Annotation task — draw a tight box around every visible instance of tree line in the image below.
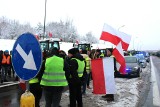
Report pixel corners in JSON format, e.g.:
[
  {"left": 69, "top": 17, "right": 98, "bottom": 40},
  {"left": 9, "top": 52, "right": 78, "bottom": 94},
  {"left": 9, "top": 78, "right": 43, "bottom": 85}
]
[{"left": 0, "top": 17, "right": 98, "bottom": 43}]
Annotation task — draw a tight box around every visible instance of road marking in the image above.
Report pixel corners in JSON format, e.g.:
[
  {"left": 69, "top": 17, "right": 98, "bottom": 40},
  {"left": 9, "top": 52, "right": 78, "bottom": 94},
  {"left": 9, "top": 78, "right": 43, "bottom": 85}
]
[
  {"left": 151, "top": 57, "right": 160, "bottom": 106},
  {"left": 16, "top": 44, "right": 37, "bottom": 70},
  {"left": 0, "top": 82, "right": 19, "bottom": 88}
]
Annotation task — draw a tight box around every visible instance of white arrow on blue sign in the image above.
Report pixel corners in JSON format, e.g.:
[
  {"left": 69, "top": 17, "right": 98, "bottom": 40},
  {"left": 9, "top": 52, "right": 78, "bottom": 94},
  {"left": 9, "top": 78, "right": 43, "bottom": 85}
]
[{"left": 12, "top": 33, "right": 42, "bottom": 81}]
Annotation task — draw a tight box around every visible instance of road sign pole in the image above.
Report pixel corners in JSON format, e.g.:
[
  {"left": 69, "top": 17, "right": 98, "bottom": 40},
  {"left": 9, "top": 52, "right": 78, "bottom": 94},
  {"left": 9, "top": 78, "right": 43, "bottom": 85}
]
[
  {"left": 26, "top": 81, "right": 29, "bottom": 91},
  {"left": 12, "top": 33, "right": 42, "bottom": 107}
]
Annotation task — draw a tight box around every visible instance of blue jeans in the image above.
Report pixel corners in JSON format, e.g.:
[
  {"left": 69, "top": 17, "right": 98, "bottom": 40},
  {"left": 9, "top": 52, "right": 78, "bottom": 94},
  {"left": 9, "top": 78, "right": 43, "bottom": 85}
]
[{"left": 43, "top": 86, "right": 64, "bottom": 107}]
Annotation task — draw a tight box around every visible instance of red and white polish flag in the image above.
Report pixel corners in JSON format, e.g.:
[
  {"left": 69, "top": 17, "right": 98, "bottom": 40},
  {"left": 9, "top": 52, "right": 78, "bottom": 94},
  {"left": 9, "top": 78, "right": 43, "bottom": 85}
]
[
  {"left": 100, "top": 23, "right": 131, "bottom": 50},
  {"left": 113, "top": 42, "right": 126, "bottom": 74},
  {"left": 91, "top": 57, "right": 116, "bottom": 94}
]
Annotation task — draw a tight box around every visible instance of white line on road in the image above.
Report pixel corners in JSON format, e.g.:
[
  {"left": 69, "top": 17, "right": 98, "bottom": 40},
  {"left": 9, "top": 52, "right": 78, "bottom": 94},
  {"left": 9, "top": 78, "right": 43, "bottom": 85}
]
[{"left": 151, "top": 57, "right": 160, "bottom": 106}]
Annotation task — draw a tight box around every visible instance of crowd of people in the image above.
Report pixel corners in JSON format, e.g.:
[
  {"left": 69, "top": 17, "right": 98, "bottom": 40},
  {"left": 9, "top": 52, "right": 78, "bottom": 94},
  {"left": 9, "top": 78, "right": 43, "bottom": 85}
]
[
  {"left": 1, "top": 47, "right": 117, "bottom": 107},
  {"left": 0, "top": 50, "right": 17, "bottom": 83}
]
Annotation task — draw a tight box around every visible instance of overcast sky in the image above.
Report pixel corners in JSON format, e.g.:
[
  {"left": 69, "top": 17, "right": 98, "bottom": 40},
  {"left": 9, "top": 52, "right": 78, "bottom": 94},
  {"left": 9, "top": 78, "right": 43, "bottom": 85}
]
[{"left": 0, "top": 0, "right": 160, "bottom": 50}]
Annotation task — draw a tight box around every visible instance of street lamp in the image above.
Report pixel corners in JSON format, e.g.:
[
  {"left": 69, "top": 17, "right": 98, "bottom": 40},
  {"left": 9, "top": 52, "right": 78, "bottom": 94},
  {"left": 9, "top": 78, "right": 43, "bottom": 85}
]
[
  {"left": 118, "top": 25, "right": 125, "bottom": 31},
  {"left": 43, "top": 0, "right": 47, "bottom": 39},
  {"left": 133, "top": 36, "right": 138, "bottom": 50}
]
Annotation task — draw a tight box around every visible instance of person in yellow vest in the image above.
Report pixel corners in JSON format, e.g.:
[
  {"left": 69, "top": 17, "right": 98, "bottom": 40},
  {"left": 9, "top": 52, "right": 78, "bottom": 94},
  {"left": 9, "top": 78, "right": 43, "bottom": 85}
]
[
  {"left": 67, "top": 48, "right": 85, "bottom": 107},
  {"left": 1, "top": 50, "right": 11, "bottom": 83},
  {"left": 94, "top": 49, "right": 104, "bottom": 59},
  {"left": 40, "top": 47, "right": 70, "bottom": 107},
  {"left": 29, "top": 73, "right": 43, "bottom": 107},
  {"left": 81, "top": 50, "right": 91, "bottom": 95}
]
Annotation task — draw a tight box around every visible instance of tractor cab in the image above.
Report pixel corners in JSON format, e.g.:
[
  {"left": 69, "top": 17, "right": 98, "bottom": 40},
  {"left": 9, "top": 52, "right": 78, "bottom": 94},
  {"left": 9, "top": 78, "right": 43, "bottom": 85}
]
[
  {"left": 39, "top": 38, "right": 60, "bottom": 59},
  {"left": 77, "top": 43, "right": 91, "bottom": 51}
]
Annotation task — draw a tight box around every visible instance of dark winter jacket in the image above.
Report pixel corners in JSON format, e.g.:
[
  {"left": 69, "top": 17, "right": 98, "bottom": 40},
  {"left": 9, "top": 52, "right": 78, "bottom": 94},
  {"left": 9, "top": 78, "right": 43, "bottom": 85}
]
[{"left": 67, "top": 53, "right": 85, "bottom": 85}]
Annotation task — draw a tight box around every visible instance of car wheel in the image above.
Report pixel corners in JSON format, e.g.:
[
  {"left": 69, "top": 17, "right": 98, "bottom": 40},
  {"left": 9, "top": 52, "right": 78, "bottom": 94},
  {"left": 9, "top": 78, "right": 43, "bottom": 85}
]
[{"left": 137, "top": 71, "right": 140, "bottom": 77}]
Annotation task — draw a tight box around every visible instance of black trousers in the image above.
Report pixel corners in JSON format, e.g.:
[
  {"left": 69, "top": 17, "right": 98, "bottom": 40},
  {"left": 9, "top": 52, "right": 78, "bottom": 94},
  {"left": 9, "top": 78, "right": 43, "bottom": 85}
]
[
  {"left": 29, "top": 83, "right": 42, "bottom": 107},
  {"left": 69, "top": 83, "right": 83, "bottom": 107}
]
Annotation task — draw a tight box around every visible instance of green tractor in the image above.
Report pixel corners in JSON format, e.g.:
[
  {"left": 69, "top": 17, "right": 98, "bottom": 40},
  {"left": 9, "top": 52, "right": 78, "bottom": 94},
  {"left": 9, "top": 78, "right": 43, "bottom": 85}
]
[
  {"left": 39, "top": 38, "right": 60, "bottom": 59},
  {"left": 78, "top": 43, "right": 91, "bottom": 51}
]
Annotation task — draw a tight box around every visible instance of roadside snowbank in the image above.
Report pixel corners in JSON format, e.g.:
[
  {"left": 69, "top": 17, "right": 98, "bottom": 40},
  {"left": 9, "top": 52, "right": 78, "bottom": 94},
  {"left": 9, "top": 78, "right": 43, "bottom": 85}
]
[
  {"left": 40, "top": 65, "right": 150, "bottom": 107},
  {"left": 61, "top": 65, "right": 150, "bottom": 107}
]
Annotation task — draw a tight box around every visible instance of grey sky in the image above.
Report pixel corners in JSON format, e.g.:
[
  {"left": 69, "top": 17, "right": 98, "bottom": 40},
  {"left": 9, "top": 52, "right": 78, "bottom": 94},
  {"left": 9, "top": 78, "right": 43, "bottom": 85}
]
[{"left": 0, "top": 0, "right": 160, "bottom": 50}]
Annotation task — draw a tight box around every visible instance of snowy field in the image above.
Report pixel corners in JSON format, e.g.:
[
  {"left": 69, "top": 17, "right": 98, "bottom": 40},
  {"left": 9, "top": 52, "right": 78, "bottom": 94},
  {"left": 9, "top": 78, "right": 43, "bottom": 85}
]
[
  {"left": 40, "top": 64, "right": 151, "bottom": 107},
  {"left": 0, "top": 39, "right": 15, "bottom": 51}
]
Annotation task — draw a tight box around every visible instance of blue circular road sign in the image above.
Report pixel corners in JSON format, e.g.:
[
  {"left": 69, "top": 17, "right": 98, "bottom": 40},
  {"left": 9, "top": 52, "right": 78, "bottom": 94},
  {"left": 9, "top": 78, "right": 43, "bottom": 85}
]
[{"left": 12, "top": 33, "right": 42, "bottom": 81}]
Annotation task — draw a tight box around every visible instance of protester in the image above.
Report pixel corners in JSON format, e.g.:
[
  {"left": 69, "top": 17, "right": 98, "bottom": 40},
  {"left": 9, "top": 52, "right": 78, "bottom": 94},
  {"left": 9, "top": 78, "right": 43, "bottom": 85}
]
[
  {"left": 67, "top": 48, "right": 85, "bottom": 107},
  {"left": 59, "top": 50, "right": 67, "bottom": 59},
  {"left": 93, "top": 49, "right": 104, "bottom": 59},
  {"left": 101, "top": 48, "right": 118, "bottom": 101},
  {"left": 40, "top": 47, "right": 70, "bottom": 107},
  {"left": 86, "top": 50, "right": 92, "bottom": 89},
  {"left": 81, "top": 50, "right": 91, "bottom": 94},
  {"left": 29, "top": 72, "right": 43, "bottom": 107},
  {"left": 1, "top": 50, "right": 11, "bottom": 83},
  {"left": 0, "top": 50, "right": 3, "bottom": 76}
]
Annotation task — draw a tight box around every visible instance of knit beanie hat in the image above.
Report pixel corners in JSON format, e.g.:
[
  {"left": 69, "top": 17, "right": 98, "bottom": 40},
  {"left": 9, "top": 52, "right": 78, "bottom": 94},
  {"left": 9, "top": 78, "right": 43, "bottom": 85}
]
[{"left": 68, "top": 48, "right": 77, "bottom": 55}]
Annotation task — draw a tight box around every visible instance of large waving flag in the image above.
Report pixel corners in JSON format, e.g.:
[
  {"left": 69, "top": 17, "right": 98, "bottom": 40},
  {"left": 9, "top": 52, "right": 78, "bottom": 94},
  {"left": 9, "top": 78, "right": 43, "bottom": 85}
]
[
  {"left": 91, "top": 57, "right": 116, "bottom": 94},
  {"left": 100, "top": 23, "right": 131, "bottom": 50},
  {"left": 112, "top": 42, "right": 126, "bottom": 74}
]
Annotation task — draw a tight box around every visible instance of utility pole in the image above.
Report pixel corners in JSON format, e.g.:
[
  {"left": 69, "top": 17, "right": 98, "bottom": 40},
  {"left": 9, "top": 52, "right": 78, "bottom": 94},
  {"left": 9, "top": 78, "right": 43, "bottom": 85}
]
[
  {"left": 118, "top": 25, "right": 125, "bottom": 31},
  {"left": 43, "top": 0, "right": 47, "bottom": 39}
]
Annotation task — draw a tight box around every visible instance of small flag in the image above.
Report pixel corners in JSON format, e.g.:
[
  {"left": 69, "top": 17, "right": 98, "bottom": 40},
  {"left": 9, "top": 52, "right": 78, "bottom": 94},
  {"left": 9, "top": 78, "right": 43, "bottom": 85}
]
[{"left": 48, "top": 32, "right": 53, "bottom": 38}]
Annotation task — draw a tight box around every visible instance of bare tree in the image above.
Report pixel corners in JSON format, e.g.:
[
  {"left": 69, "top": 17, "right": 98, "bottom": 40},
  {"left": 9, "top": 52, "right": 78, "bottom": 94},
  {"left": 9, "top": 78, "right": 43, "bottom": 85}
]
[{"left": 85, "top": 32, "right": 98, "bottom": 43}]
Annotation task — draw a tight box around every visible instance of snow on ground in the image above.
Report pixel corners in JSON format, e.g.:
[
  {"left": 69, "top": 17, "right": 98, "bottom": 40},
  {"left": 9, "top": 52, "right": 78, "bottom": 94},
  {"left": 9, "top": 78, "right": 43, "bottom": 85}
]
[
  {"left": 40, "top": 64, "right": 151, "bottom": 107},
  {"left": 59, "top": 78, "right": 141, "bottom": 107},
  {"left": 0, "top": 39, "right": 15, "bottom": 51}
]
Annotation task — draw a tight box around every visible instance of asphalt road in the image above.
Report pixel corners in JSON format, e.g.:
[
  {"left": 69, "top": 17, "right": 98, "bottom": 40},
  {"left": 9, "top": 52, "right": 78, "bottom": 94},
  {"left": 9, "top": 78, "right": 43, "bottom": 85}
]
[
  {"left": 142, "top": 56, "right": 160, "bottom": 107},
  {"left": 0, "top": 82, "right": 19, "bottom": 107}
]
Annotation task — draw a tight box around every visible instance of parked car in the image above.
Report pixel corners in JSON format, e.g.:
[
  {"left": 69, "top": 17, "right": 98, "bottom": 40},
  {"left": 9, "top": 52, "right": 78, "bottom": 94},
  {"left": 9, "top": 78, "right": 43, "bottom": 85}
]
[
  {"left": 115, "top": 56, "right": 142, "bottom": 78},
  {"left": 125, "top": 56, "right": 142, "bottom": 77},
  {"left": 134, "top": 54, "right": 147, "bottom": 68}
]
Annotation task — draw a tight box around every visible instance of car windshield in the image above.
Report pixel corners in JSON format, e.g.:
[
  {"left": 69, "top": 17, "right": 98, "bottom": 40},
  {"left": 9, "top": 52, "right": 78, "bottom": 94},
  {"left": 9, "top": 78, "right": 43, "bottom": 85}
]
[
  {"left": 125, "top": 57, "right": 137, "bottom": 63},
  {"left": 136, "top": 54, "right": 145, "bottom": 60}
]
